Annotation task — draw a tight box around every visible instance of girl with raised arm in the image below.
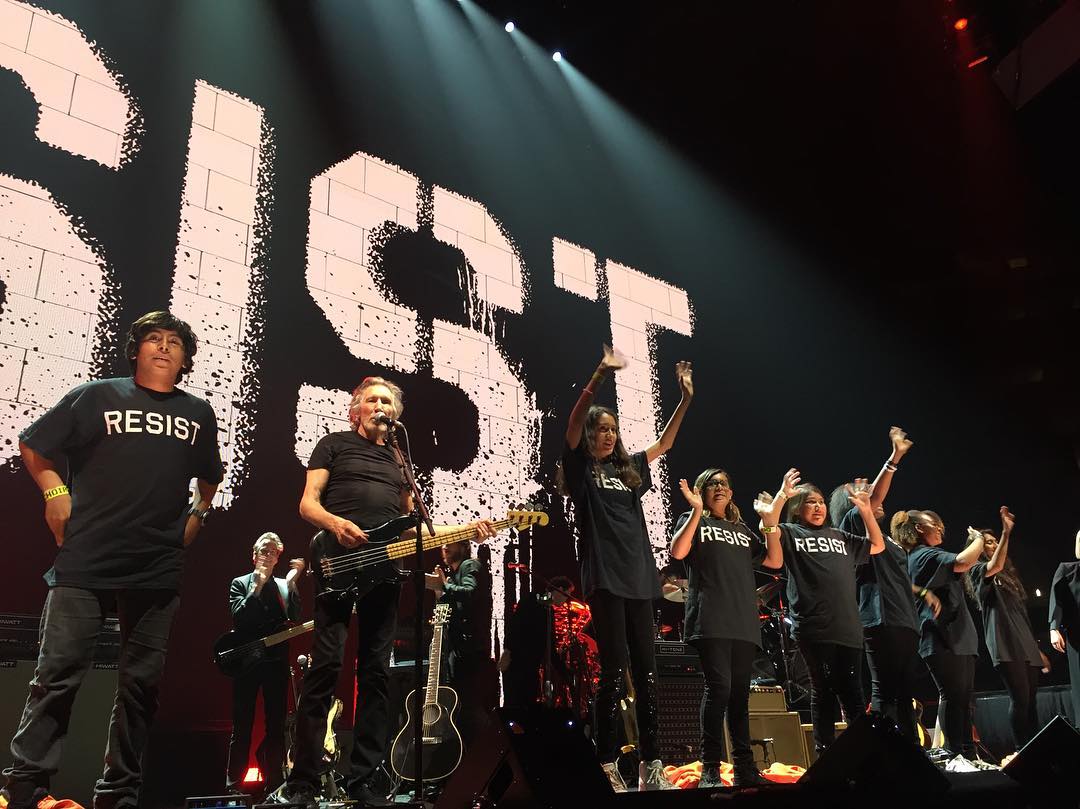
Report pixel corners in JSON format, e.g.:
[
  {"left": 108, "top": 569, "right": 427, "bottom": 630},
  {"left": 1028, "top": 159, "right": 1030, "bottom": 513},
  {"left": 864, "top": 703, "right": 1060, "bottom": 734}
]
[
  {"left": 756, "top": 471, "right": 885, "bottom": 754},
  {"left": 670, "top": 469, "right": 782, "bottom": 788},
  {"left": 894, "top": 509, "right": 985, "bottom": 762},
  {"left": 558, "top": 345, "right": 691, "bottom": 792},
  {"left": 828, "top": 427, "right": 939, "bottom": 743},
  {"left": 966, "top": 510, "right": 1048, "bottom": 755},
  {"left": 1048, "top": 530, "right": 1080, "bottom": 722}
]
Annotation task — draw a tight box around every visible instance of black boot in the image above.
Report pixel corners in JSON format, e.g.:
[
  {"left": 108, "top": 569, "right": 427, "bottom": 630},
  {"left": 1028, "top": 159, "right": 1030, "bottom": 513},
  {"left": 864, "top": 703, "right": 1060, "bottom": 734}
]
[
  {"left": 732, "top": 762, "right": 769, "bottom": 788},
  {"left": 593, "top": 667, "right": 627, "bottom": 762}
]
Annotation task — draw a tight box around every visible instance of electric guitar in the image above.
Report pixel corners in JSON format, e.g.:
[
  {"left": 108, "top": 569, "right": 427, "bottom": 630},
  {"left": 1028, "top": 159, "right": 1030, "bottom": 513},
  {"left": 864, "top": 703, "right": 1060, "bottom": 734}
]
[
  {"left": 389, "top": 603, "right": 462, "bottom": 782},
  {"left": 309, "top": 509, "right": 548, "bottom": 600},
  {"left": 212, "top": 621, "right": 315, "bottom": 678}
]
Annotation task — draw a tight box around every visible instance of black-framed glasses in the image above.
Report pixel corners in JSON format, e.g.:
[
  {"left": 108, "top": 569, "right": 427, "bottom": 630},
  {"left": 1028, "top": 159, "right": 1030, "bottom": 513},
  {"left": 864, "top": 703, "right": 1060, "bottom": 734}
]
[{"left": 704, "top": 479, "right": 731, "bottom": 491}]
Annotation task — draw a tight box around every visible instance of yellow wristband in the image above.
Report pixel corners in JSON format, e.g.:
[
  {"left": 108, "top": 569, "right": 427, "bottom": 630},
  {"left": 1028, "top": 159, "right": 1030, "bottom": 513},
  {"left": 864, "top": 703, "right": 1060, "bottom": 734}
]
[{"left": 43, "top": 485, "right": 69, "bottom": 501}]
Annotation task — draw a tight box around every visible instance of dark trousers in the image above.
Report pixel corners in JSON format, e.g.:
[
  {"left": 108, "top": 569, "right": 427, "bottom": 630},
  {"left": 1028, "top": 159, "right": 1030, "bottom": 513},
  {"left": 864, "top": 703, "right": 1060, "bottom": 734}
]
[
  {"left": 1067, "top": 638, "right": 1080, "bottom": 725},
  {"left": 225, "top": 661, "right": 289, "bottom": 792},
  {"left": 289, "top": 581, "right": 399, "bottom": 796},
  {"left": 797, "top": 640, "right": 865, "bottom": 751},
  {"left": 924, "top": 651, "right": 976, "bottom": 757},
  {"left": 863, "top": 626, "right": 920, "bottom": 743},
  {"left": 446, "top": 649, "right": 496, "bottom": 749},
  {"left": 693, "top": 638, "right": 756, "bottom": 767},
  {"left": 3, "top": 586, "right": 179, "bottom": 809},
  {"left": 589, "top": 589, "right": 661, "bottom": 762},
  {"left": 995, "top": 661, "right": 1040, "bottom": 750}
]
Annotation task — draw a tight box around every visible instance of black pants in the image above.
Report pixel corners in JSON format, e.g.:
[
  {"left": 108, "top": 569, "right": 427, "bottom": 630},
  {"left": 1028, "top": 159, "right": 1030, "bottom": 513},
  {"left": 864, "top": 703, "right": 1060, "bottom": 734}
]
[
  {"left": 863, "top": 626, "right": 920, "bottom": 743},
  {"left": 924, "top": 651, "right": 976, "bottom": 757},
  {"left": 226, "top": 660, "right": 289, "bottom": 792},
  {"left": 589, "top": 589, "right": 661, "bottom": 762},
  {"left": 693, "top": 638, "right": 756, "bottom": 767},
  {"left": 995, "top": 661, "right": 1040, "bottom": 750},
  {"left": 289, "top": 581, "right": 399, "bottom": 796},
  {"left": 1067, "top": 638, "right": 1080, "bottom": 725},
  {"left": 797, "top": 640, "right": 865, "bottom": 751},
  {"left": 446, "top": 649, "right": 496, "bottom": 749},
  {"left": 2, "top": 587, "right": 179, "bottom": 809}
]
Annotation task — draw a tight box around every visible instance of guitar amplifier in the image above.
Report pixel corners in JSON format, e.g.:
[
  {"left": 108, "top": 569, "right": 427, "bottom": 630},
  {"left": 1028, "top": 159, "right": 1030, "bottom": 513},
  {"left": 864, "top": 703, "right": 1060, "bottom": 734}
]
[
  {"left": 748, "top": 684, "right": 787, "bottom": 713},
  {"left": 656, "top": 672, "right": 703, "bottom": 766},
  {"left": 653, "top": 640, "right": 700, "bottom": 676},
  {"left": 0, "top": 612, "right": 120, "bottom": 663}
]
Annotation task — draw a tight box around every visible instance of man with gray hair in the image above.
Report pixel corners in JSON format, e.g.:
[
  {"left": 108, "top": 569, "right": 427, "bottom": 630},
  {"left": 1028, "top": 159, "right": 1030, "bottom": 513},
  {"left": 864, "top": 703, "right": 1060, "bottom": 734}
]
[{"left": 225, "top": 532, "right": 305, "bottom": 797}]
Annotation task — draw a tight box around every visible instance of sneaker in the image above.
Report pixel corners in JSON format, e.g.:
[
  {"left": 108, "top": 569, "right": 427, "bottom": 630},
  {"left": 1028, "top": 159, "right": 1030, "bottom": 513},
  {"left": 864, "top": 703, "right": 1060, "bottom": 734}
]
[
  {"left": 944, "top": 755, "right": 980, "bottom": 773},
  {"left": 350, "top": 781, "right": 393, "bottom": 807},
  {"left": 602, "top": 762, "right": 628, "bottom": 793},
  {"left": 733, "top": 767, "right": 769, "bottom": 788},
  {"left": 638, "top": 759, "right": 677, "bottom": 791},
  {"left": 275, "top": 781, "right": 317, "bottom": 808},
  {"left": 969, "top": 757, "right": 1000, "bottom": 771},
  {"left": 698, "top": 763, "right": 724, "bottom": 789}
]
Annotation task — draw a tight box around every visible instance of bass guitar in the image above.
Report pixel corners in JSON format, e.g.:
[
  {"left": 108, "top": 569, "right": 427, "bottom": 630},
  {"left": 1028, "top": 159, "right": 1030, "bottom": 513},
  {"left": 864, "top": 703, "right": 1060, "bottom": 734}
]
[
  {"left": 212, "top": 621, "right": 315, "bottom": 678},
  {"left": 310, "top": 509, "right": 548, "bottom": 600},
  {"left": 389, "top": 603, "right": 461, "bottom": 782}
]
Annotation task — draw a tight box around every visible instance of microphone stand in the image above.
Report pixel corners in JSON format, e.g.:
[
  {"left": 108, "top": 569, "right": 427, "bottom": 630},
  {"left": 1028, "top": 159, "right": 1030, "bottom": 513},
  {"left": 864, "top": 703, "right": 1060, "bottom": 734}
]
[{"left": 387, "top": 422, "right": 436, "bottom": 807}]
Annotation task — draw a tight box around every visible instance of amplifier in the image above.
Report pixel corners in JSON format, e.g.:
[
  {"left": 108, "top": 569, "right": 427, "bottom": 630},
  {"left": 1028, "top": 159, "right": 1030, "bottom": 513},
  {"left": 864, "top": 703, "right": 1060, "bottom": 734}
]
[
  {"left": 654, "top": 641, "right": 700, "bottom": 676},
  {"left": 656, "top": 672, "right": 703, "bottom": 765},
  {"left": 723, "top": 712, "right": 809, "bottom": 769},
  {"left": 0, "top": 613, "right": 120, "bottom": 663},
  {"left": 802, "top": 722, "right": 847, "bottom": 764},
  {"left": 748, "top": 685, "right": 787, "bottom": 713}
]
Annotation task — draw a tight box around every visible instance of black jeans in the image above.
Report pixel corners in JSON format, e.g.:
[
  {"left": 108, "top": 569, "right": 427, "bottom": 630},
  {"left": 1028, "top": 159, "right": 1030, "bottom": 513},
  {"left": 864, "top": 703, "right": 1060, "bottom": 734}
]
[
  {"left": 3, "top": 586, "right": 179, "bottom": 809},
  {"left": 693, "top": 638, "right": 756, "bottom": 767},
  {"left": 289, "top": 581, "right": 399, "bottom": 796},
  {"left": 995, "top": 661, "right": 1040, "bottom": 750},
  {"left": 446, "top": 649, "right": 496, "bottom": 749},
  {"left": 589, "top": 589, "right": 661, "bottom": 762},
  {"left": 863, "top": 626, "right": 920, "bottom": 743},
  {"left": 225, "top": 660, "right": 289, "bottom": 792},
  {"left": 797, "top": 640, "right": 865, "bottom": 751},
  {"left": 924, "top": 651, "right": 976, "bottom": 757}
]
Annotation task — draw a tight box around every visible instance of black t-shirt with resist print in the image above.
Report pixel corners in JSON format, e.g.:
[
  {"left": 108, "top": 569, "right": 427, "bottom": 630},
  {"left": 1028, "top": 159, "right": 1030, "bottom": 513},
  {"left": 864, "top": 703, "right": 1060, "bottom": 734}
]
[
  {"left": 778, "top": 522, "right": 871, "bottom": 648},
  {"left": 675, "top": 511, "right": 766, "bottom": 646},
  {"left": 561, "top": 442, "right": 659, "bottom": 600}
]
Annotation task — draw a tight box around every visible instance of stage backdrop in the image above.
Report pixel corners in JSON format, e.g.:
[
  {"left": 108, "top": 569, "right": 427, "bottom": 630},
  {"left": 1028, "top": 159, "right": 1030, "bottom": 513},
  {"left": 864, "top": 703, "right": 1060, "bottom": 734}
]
[{"left": 1, "top": 0, "right": 1071, "bottom": 739}]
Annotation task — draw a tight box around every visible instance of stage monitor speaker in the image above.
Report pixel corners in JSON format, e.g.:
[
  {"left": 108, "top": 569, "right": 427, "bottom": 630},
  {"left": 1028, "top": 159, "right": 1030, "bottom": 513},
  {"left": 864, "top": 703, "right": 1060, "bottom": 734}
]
[
  {"left": 1003, "top": 714, "right": 1080, "bottom": 795},
  {"left": 434, "top": 707, "right": 610, "bottom": 809},
  {"left": 800, "top": 714, "right": 949, "bottom": 796}
]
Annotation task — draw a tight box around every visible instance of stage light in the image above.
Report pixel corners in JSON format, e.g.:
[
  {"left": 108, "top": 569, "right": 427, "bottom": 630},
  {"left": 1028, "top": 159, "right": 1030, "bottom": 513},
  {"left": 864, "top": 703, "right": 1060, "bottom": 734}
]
[
  {"left": 504, "top": 21, "right": 515, "bottom": 32},
  {"left": 954, "top": 17, "right": 968, "bottom": 31},
  {"left": 967, "top": 55, "right": 988, "bottom": 68},
  {"left": 242, "top": 766, "right": 263, "bottom": 783},
  {"left": 1036, "top": 588, "right": 1042, "bottom": 597},
  {"left": 552, "top": 51, "right": 562, "bottom": 62}
]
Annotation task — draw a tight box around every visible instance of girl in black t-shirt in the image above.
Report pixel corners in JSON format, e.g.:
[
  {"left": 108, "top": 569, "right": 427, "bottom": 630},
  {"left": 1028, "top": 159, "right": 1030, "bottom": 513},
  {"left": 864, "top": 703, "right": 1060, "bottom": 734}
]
[
  {"left": 670, "top": 468, "right": 782, "bottom": 788},
  {"left": 964, "top": 510, "right": 1048, "bottom": 755},
  {"left": 894, "top": 510, "right": 984, "bottom": 760},
  {"left": 558, "top": 345, "right": 692, "bottom": 793},
  {"left": 756, "top": 470, "right": 885, "bottom": 753}
]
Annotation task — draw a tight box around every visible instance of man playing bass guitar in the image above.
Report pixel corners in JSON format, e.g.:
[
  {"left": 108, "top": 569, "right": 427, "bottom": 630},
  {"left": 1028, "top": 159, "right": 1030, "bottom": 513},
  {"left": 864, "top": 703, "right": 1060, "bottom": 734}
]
[
  {"left": 280, "top": 376, "right": 496, "bottom": 809},
  {"left": 225, "top": 532, "right": 304, "bottom": 797}
]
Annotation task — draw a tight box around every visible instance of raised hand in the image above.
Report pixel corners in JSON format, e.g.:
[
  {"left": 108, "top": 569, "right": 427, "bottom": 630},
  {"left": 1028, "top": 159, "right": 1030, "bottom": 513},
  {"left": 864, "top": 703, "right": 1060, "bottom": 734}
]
[
  {"left": 1000, "top": 506, "right": 1015, "bottom": 535},
  {"left": 966, "top": 526, "right": 983, "bottom": 545},
  {"left": 889, "top": 426, "right": 913, "bottom": 457},
  {"left": 781, "top": 468, "right": 801, "bottom": 499},
  {"left": 286, "top": 558, "right": 306, "bottom": 587},
  {"left": 753, "top": 491, "right": 775, "bottom": 517},
  {"left": 845, "top": 480, "right": 872, "bottom": 512},
  {"left": 675, "top": 361, "right": 693, "bottom": 398},
  {"left": 679, "top": 478, "right": 703, "bottom": 511},
  {"left": 599, "top": 344, "right": 629, "bottom": 373}
]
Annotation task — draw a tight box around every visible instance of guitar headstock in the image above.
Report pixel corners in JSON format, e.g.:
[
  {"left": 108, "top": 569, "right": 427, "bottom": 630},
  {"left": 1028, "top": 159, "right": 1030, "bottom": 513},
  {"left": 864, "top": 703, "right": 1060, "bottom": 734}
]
[
  {"left": 432, "top": 602, "right": 452, "bottom": 626},
  {"left": 507, "top": 509, "right": 549, "bottom": 530}
]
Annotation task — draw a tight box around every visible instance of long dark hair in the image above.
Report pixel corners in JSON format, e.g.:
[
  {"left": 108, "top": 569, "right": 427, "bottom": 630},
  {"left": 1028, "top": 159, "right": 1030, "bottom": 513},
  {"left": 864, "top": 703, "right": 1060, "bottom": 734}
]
[
  {"left": 557, "top": 405, "right": 641, "bottom": 493},
  {"left": 692, "top": 467, "right": 743, "bottom": 524},
  {"left": 965, "top": 529, "right": 1027, "bottom": 601}
]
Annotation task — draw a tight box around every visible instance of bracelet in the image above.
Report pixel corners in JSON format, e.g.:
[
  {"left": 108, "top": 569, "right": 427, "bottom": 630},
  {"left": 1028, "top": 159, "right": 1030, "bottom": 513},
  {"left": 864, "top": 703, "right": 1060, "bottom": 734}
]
[
  {"left": 762, "top": 525, "right": 779, "bottom": 534},
  {"left": 43, "top": 485, "right": 69, "bottom": 501},
  {"left": 776, "top": 492, "right": 788, "bottom": 500},
  {"left": 188, "top": 504, "right": 210, "bottom": 523},
  {"left": 918, "top": 587, "right": 928, "bottom": 599},
  {"left": 884, "top": 461, "right": 898, "bottom": 472}
]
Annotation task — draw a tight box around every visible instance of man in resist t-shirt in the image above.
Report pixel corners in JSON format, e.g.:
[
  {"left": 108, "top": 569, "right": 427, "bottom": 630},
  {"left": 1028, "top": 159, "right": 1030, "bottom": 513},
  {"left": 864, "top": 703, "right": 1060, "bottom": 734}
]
[{"left": 2, "top": 311, "right": 223, "bottom": 809}]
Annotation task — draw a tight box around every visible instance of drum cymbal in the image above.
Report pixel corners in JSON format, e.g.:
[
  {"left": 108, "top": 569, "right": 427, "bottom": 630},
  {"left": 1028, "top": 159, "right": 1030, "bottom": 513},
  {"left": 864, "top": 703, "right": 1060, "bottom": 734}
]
[{"left": 662, "top": 579, "right": 688, "bottom": 603}]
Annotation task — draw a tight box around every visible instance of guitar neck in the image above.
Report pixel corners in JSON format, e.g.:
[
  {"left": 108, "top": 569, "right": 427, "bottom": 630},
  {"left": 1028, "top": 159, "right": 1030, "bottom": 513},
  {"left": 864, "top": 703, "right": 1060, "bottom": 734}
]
[
  {"left": 264, "top": 620, "right": 315, "bottom": 648},
  {"left": 385, "top": 517, "right": 517, "bottom": 563},
  {"left": 425, "top": 623, "right": 445, "bottom": 706}
]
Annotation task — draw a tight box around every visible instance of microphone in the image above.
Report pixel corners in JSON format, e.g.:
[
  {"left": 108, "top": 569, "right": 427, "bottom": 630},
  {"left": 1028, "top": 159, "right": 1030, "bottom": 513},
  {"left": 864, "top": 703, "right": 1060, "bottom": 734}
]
[{"left": 372, "top": 412, "right": 402, "bottom": 428}]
